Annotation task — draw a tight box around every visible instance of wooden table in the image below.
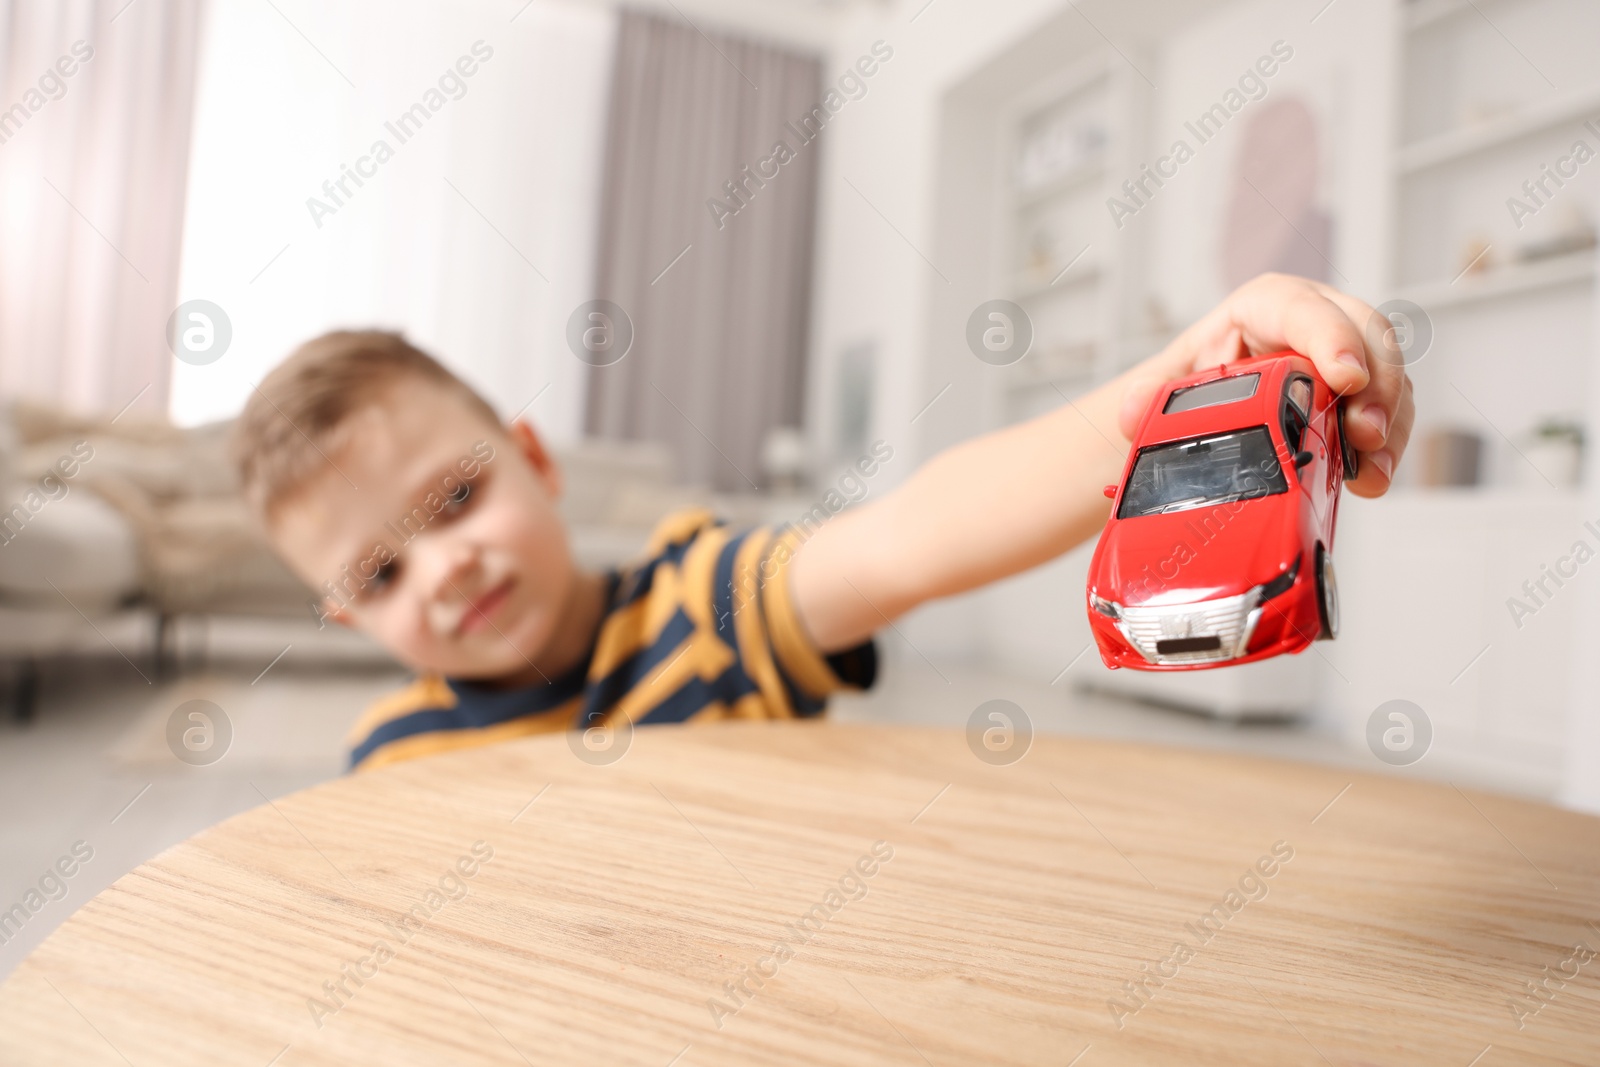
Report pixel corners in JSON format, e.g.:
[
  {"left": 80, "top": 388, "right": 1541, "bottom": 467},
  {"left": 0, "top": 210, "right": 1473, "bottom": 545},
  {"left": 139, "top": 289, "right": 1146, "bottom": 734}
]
[{"left": 3, "top": 723, "right": 1598, "bottom": 1065}]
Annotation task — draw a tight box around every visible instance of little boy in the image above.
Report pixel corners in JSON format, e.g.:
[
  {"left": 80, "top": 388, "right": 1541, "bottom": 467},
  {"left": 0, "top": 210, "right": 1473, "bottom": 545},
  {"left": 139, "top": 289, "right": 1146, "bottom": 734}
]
[{"left": 234, "top": 273, "right": 1411, "bottom": 771}]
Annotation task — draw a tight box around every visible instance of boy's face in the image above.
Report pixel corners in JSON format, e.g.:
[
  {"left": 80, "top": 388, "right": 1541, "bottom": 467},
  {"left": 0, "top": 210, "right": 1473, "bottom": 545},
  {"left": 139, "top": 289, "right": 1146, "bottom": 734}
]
[{"left": 270, "top": 381, "right": 578, "bottom": 681}]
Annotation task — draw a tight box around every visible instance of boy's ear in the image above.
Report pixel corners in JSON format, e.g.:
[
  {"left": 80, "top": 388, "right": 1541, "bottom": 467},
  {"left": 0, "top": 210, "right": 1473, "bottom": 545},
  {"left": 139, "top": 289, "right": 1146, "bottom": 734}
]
[{"left": 508, "top": 419, "right": 563, "bottom": 500}]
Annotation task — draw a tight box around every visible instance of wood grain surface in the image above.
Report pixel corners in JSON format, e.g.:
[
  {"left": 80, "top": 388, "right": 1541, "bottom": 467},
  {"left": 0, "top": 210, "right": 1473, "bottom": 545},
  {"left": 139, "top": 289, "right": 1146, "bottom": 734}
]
[{"left": 2, "top": 722, "right": 1598, "bottom": 1065}]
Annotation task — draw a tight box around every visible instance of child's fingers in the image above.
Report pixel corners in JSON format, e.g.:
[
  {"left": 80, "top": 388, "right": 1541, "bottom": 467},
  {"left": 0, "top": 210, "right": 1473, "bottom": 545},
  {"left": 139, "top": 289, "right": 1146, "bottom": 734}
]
[
  {"left": 1231, "top": 275, "right": 1373, "bottom": 398},
  {"left": 1223, "top": 276, "right": 1413, "bottom": 475},
  {"left": 1347, "top": 374, "right": 1415, "bottom": 498},
  {"left": 1189, "top": 325, "right": 1248, "bottom": 371},
  {"left": 1117, "top": 274, "right": 1413, "bottom": 489},
  {"left": 1313, "top": 287, "right": 1410, "bottom": 456}
]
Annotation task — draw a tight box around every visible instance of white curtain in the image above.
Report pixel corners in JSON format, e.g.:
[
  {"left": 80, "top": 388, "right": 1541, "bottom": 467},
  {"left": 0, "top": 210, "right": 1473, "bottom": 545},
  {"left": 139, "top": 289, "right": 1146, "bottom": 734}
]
[
  {"left": 0, "top": 0, "right": 202, "bottom": 418},
  {"left": 168, "top": 0, "right": 616, "bottom": 441}
]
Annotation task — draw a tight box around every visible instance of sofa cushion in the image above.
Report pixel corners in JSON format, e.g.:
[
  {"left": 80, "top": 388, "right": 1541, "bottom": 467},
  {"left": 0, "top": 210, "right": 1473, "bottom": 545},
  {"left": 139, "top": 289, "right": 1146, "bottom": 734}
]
[{"left": 0, "top": 485, "right": 141, "bottom": 610}]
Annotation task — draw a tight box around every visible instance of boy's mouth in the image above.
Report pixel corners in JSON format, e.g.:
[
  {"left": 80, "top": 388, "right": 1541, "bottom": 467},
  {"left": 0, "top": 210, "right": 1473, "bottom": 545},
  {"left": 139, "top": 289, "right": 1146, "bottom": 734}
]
[{"left": 457, "top": 577, "right": 515, "bottom": 637}]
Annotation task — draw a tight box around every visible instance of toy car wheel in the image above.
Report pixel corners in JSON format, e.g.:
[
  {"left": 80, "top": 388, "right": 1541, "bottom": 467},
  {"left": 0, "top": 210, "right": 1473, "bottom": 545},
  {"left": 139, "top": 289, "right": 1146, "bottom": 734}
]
[
  {"left": 1315, "top": 543, "right": 1338, "bottom": 640},
  {"left": 1337, "top": 400, "right": 1359, "bottom": 481}
]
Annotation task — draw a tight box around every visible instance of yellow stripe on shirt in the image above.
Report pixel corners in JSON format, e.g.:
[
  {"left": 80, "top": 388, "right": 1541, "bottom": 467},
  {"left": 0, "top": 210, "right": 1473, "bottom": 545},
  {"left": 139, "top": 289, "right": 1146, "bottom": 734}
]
[
  {"left": 729, "top": 526, "right": 800, "bottom": 719},
  {"left": 761, "top": 526, "right": 850, "bottom": 700},
  {"left": 589, "top": 531, "right": 706, "bottom": 680},
  {"left": 643, "top": 506, "right": 716, "bottom": 556},
  {"left": 344, "top": 674, "right": 458, "bottom": 749},
  {"left": 354, "top": 693, "right": 580, "bottom": 772}
]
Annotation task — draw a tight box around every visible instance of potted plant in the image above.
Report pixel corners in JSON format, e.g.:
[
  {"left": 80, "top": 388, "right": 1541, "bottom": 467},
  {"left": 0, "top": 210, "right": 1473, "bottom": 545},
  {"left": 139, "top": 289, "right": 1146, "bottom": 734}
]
[{"left": 1524, "top": 417, "right": 1584, "bottom": 489}]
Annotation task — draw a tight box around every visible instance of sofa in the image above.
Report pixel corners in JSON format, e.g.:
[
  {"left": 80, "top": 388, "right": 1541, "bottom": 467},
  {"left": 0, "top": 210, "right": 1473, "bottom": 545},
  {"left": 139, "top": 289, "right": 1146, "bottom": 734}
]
[{"left": 0, "top": 399, "right": 754, "bottom": 717}]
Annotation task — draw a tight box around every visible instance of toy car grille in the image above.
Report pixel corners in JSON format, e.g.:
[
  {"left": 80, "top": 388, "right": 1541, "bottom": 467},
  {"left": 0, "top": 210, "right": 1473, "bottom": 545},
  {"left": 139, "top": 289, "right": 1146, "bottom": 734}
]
[{"left": 1116, "top": 591, "right": 1262, "bottom": 665}]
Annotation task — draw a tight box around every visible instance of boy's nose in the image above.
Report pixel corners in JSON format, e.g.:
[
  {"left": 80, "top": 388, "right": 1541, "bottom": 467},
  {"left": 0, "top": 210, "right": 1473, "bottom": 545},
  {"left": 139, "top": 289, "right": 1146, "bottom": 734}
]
[{"left": 415, "top": 539, "right": 481, "bottom": 607}]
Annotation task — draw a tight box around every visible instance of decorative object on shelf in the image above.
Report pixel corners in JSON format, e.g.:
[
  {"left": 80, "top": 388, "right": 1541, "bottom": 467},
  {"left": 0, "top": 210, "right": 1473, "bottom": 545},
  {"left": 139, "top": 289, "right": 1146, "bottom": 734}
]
[
  {"left": 1457, "top": 236, "right": 1494, "bottom": 276},
  {"left": 1015, "top": 341, "right": 1097, "bottom": 386},
  {"left": 1421, "top": 427, "right": 1483, "bottom": 487},
  {"left": 759, "top": 427, "right": 809, "bottom": 492},
  {"left": 1015, "top": 113, "right": 1106, "bottom": 193},
  {"left": 1025, "top": 223, "right": 1057, "bottom": 278},
  {"left": 1519, "top": 418, "right": 1583, "bottom": 490},
  {"left": 1516, "top": 206, "right": 1597, "bottom": 264},
  {"left": 1457, "top": 99, "right": 1515, "bottom": 130}
]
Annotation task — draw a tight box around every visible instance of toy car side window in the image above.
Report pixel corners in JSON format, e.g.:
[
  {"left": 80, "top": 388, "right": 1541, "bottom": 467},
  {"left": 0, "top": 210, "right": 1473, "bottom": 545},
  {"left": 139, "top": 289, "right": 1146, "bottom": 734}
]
[
  {"left": 1287, "top": 377, "right": 1312, "bottom": 416},
  {"left": 1282, "top": 376, "right": 1311, "bottom": 452}
]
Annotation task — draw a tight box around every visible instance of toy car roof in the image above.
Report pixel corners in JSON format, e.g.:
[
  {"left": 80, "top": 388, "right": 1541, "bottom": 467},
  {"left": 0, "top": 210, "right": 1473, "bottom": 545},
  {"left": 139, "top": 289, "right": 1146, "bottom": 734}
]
[{"left": 1139, "top": 352, "right": 1312, "bottom": 449}]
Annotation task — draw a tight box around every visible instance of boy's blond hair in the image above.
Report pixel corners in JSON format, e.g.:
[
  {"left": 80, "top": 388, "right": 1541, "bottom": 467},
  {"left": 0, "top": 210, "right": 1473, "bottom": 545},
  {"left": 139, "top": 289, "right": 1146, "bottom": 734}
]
[{"left": 233, "top": 330, "right": 501, "bottom": 522}]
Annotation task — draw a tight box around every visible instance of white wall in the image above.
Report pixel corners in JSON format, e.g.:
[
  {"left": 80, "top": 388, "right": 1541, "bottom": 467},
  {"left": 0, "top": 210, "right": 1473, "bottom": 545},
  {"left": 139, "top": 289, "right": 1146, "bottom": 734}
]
[
  {"left": 809, "top": 0, "right": 1072, "bottom": 483},
  {"left": 170, "top": 0, "right": 616, "bottom": 443},
  {"left": 1564, "top": 200, "right": 1600, "bottom": 814}
]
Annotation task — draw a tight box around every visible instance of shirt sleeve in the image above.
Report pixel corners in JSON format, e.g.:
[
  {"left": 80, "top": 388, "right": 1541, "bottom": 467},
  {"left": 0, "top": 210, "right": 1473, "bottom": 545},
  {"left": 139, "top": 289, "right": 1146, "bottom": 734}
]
[{"left": 745, "top": 522, "right": 878, "bottom": 716}]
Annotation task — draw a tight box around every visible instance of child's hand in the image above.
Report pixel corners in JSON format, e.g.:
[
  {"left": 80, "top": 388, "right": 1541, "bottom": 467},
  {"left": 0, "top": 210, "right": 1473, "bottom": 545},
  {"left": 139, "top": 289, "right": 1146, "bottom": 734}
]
[{"left": 1118, "top": 273, "right": 1413, "bottom": 498}]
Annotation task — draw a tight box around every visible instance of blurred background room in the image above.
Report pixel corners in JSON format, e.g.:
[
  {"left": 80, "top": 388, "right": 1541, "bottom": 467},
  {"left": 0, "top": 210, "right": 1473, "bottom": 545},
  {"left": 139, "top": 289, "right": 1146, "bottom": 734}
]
[{"left": 3, "top": 0, "right": 1599, "bottom": 975}]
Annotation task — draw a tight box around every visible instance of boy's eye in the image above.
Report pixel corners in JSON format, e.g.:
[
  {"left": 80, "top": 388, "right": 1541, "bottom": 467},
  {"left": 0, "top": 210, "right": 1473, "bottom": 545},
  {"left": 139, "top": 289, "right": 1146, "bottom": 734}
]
[
  {"left": 440, "top": 479, "right": 475, "bottom": 517},
  {"left": 368, "top": 558, "right": 401, "bottom": 594}
]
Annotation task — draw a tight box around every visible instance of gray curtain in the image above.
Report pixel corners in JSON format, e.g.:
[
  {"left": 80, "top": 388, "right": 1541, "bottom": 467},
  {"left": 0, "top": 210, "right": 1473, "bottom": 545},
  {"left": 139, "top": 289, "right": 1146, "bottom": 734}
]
[{"left": 586, "top": 10, "right": 822, "bottom": 491}]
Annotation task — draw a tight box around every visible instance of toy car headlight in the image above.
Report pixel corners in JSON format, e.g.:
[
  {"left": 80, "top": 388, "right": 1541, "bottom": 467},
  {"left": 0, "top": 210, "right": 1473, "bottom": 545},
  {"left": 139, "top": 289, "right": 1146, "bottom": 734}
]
[
  {"left": 1089, "top": 591, "right": 1121, "bottom": 619},
  {"left": 1255, "top": 554, "right": 1301, "bottom": 605}
]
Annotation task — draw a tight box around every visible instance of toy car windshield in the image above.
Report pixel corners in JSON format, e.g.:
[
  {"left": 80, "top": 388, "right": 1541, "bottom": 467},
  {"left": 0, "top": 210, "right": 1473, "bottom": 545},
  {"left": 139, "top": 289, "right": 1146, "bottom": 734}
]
[{"left": 1117, "top": 426, "right": 1288, "bottom": 519}]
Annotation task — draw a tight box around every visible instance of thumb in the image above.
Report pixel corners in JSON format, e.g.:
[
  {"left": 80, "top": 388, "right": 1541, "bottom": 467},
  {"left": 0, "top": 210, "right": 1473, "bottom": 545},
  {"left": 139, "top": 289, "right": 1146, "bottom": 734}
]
[
  {"left": 1195, "top": 325, "right": 1248, "bottom": 369},
  {"left": 1118, "top": 377, "right": 1163, "bottom": 441}
]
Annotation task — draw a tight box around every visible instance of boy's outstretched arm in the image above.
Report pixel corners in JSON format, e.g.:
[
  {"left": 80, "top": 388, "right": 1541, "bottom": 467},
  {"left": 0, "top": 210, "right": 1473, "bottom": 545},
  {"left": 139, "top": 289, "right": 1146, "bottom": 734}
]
[{"left": 789, "top": 274, "right": 1415, "bottom": 653}]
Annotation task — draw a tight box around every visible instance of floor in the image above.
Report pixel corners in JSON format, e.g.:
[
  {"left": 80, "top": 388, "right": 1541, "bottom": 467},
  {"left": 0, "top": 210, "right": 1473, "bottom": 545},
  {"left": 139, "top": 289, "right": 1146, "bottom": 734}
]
[{"left": 0, "top": 632, "right": 1529, "bottom": 985}]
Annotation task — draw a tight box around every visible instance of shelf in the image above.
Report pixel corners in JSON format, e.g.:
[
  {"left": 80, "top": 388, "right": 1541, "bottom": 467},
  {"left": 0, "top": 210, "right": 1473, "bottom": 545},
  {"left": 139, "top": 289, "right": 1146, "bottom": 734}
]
[
  {"left": 1403, "top": 0, "right": 1474, "bottom": 32},
  {"left": 1007, "top": 58, "right": 1110, "bottom": 120},
  {"left": 1117, "top": 331, "right": 1178, "bottom": 365},
  {"left": 1380, "top": 485, "right": 1583, "bottom": 503},
  {"left": 1398, "top": 250, "right": 1595, "bottom": 309},
  {"left": 1006, "top": 342, "right": 1098, "bottom": 389},
  {"left": 1398, "top": 83, "right": 1600, "bottom": 173},
  {"left": 1004, "top": 367, "right": 1096, "bottom": 393},
  {"left": 1015, "top": 160, "right": 1106, "bottom": 208},
  {"left": 1010, "top": 262, "right": 1102, "bottom": 302}
]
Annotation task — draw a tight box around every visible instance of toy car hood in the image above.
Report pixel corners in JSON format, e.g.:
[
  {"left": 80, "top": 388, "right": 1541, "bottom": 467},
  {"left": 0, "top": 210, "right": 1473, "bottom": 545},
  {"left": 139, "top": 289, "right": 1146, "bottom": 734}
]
[{"left": 1090, "top": 475, "right": 1301, "bottom": 608}]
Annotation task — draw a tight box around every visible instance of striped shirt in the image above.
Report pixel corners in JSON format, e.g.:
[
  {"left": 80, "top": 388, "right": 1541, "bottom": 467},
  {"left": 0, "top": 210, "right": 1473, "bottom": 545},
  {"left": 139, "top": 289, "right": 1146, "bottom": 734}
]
[{"left": 346, "top": 507, "right": 877, "bottom": 771}]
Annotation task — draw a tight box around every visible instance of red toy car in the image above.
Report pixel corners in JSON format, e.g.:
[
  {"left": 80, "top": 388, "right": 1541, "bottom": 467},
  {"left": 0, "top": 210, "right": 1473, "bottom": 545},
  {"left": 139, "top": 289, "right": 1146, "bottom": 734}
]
[{"left": 1086, "top": 351, "right": 1357, "bottom": 670}]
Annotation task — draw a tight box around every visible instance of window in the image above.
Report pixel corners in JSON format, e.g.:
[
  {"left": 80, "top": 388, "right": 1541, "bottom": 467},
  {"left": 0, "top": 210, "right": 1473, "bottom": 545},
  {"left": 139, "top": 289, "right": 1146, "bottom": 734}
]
[
  {"left": 1163, "top": 372, "right": 1260, "bottom": 414},
  {"left": 170, "top": 0, "right": 618, "bottom": 429},
  {"left": 1117, "top": 427, "right": 1289, "bottom": 519},
  {"left": 1287, "top": 377, "right": 1312, "bottom": 415},
  {"left": 1282, "top": 375, "right": 1312, "bottom": 452}
]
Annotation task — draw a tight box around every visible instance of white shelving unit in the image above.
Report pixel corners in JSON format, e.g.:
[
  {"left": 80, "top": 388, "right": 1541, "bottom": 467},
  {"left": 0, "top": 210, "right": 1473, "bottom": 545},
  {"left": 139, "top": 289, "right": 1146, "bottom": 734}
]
[
  {"left": 1303, "top": 0, "right": 1600, "bottom": 791},
  {"left": 1392, "top": 0, "right": 1597, "bottom": 491},
  {"left": 990, "top": 54, "right": 1153, "bottom": 426}
]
